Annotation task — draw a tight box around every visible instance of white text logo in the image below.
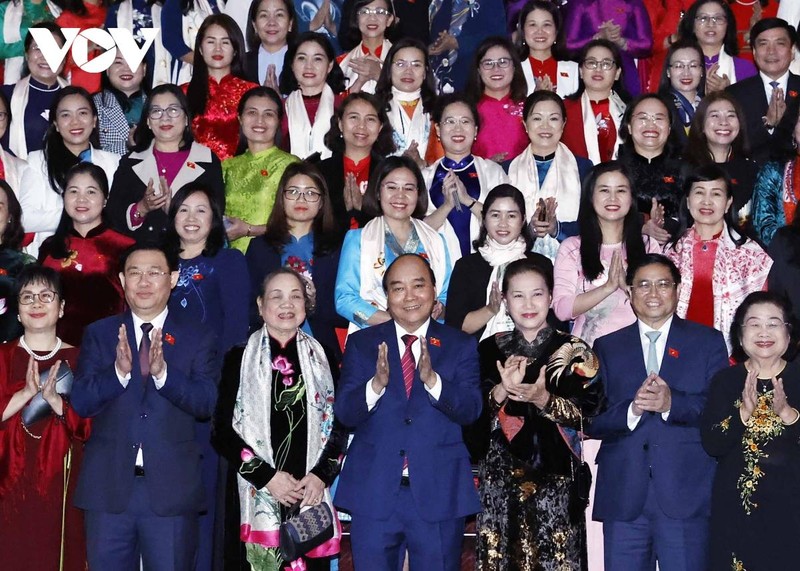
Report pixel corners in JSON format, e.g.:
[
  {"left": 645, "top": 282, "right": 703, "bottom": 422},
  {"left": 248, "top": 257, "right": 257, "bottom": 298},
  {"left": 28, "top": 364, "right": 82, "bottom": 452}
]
[{"left": 29, "top": 28, "right": 159, "bottom": 73}]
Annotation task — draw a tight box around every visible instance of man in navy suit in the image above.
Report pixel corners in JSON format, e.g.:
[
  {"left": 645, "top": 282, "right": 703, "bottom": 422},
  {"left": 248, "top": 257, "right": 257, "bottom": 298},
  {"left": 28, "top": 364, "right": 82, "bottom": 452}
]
[
  {"left": 335, "top": 253, "right": 482, "bottom": 571},
  {"left": 590, "top": 254, "right": 728, "bottom": 571},
  {"left": 71, "top": 244, "right": 219, "bottom": 571},
  {"left": 727, "top": 18, "right": 800, "bottom": 163}
]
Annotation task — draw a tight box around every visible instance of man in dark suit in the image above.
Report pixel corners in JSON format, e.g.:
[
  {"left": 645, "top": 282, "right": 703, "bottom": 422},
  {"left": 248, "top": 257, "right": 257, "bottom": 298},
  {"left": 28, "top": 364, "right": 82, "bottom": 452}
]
[
  {"left": 335, "top": 253, "right": 482, "bottom": 570},
  {"left": 727, "top": 18, "right": 800, "bottom": 163},
  {"left": 71, "top": 244, "right": 219, "bottom": 570},
  {"left": 590, "top": 254, "right": 728, "bottom": 571}
]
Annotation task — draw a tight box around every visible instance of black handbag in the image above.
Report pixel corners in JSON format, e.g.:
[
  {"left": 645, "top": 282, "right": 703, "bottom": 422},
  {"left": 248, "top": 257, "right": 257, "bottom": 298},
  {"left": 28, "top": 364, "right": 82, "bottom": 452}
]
[
  {"left": 279, "top": 501, "right": 335, "bottom": 562},
  {"left": 21, "top": 362, "right": 73, "bottom": 427}
]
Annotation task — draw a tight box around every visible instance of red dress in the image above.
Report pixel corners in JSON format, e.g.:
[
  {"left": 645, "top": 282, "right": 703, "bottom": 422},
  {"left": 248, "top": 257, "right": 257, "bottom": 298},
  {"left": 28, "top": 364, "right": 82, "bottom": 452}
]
[
  {"left": 183, "top": 75, "right": 258, "bottom": 161},
  {"left": 0, "top": 343, "right": 88, "bottom": 571},
  {"left": 39, "top": 225, "right": 135, "bottom": 346},
  {"left": 56, "top": 2, "right": 108, "bottom": 94}
]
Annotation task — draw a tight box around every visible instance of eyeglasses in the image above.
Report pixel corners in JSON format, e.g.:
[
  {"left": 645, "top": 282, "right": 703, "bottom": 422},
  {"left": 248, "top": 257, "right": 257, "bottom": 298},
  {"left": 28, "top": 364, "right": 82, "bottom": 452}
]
[
  {"left": 149, "top": 106, "right": 184, "bottom": 120},
  {"left": 479, "top": 57, "right": 512, "bottom": 70},
  {"left": 440, "top": 116, "right": 475, "bottom": 128},
  {"left": 283, "top": 187, "right": 322, "bottom": 202},
  {"left": 695, "top": 14, "right": 727, "bottom": 26},
  {"left": 633, "top": 113, "right": 669, "bottom": 125},
  {"left": 743, "top": 319, "right": 788, "bottom": 332},
  {"left": 630, "top": 279, "right": 676, "bottom": 294},
  {"left": 392, "top": 59, "right": 424, "bottom": 69},
  {"left": 670, "top": 61, "right": 702, "bottom": 72},
  {"left": 357, "top": 7, "right": 390, "bottom": 16},
  {"left": 582, "top": 59, "right": 616, "bottom": 71},
  {"left": 381, "top": 183, "right": 418, "bottom": 194},
  {"left": 18, "top": 291, "right": 58, "bottom": 305},
  {"left": 125, "top": 269, "right": 170, "bottom": 281}
]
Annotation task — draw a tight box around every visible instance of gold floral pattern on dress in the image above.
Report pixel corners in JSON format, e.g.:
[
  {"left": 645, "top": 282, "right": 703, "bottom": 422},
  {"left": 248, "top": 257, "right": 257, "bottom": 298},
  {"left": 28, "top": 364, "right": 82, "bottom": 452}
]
[
  {"left": 732, "top": 554, "right": 747, "bottom": 570},
  {"left": 716, "top": 415, "right": 732, "bottom": 432},
  {"left": 736, "top": 392, "right": 784, "bottom": 515}
]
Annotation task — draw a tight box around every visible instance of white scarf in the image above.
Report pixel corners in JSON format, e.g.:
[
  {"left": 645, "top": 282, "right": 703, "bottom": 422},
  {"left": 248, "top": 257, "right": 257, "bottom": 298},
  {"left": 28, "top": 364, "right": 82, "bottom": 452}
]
[
  {"left": 286, "top": 85, "right": 334, "bottom": 159},
  {"left": 580, "top": 90, "right": 625, "bottom": 164},
  {"left": 477, "top": 237, "right": 528, "bottom": 340},
  {"left": 3, "top": 0, "right": 23, "bottom": 84},
  {"left": 521, "top": 58, "right": 580, "bottom": 99},
  {"left": 9, "top": 75, "right": 68, "bottom": 160},
  {"left": 716, "top": 49, "right": 737, "bottom": 84},
  {"left": 117, "top": 0, "right": 170, "bottom": 86},
  {"left": 507, "top": 142, "right": 581, "bottom": 260},
  {"left": 233, "top": 327, "right": 339, "bottom": 550},
  {"left": 340, "top": 39, "right": 391, "bottom": 94},
  {"left": 389, "top": 87, "right": 430, "bottom": 155},
  {"left": 355, "top": 216, "right": 448, "bottom": 333}
]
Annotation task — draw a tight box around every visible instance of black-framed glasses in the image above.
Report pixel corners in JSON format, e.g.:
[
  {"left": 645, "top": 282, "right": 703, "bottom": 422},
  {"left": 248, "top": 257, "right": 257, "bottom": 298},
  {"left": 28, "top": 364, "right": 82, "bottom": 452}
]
[
  {"left": 284, "top": 187, "right": 322, "bottom": 202},
  {"left": 18, "top": 291, "right": 59, "bottom": 305}
]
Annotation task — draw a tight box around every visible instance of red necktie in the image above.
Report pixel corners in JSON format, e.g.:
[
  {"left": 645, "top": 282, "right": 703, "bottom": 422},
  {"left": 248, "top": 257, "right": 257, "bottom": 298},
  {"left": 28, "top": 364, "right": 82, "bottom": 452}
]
[
  {"left": 140, "top": 322, "right": 153, "bottom": 381},
  {"left": 401, "top": 334, "right": 417, "bottom": 398}
]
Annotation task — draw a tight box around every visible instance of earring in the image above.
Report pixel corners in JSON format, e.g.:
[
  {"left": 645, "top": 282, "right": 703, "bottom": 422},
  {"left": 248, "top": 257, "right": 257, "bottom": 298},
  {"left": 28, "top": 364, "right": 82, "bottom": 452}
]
[{"left": 16, "top": 315, "right": 20, "bottom": 322}]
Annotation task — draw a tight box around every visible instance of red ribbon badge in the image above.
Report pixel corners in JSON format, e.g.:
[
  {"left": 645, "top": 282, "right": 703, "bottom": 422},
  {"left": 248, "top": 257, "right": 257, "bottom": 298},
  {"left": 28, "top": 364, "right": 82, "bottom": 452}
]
[
  {"left": 187, "top": 161, "right": 196, "bottom": 169},
  {"left": 430, "top": 337, "right": 441, "bottom": 347},
  {"left": 663, "top": 176, "right": 675, "bottom": 183},
  {"left": 791, "top": 90, "right": 798, "bottom": 98},
  {"left": 164, "top": 333, "right": 176, "bottom": 345},
  {"left": 668, "top": 347, "right": 679, "bottom": 358}
]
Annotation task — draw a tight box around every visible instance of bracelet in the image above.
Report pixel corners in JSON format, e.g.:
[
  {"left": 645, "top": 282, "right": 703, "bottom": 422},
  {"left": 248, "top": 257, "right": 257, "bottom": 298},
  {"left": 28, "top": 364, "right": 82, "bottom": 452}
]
[
  {"left": 784, "top": 407, "right": 800, "bottom": 426},
  {"left": 468, "top": 199, "right": 478, "bottom": 210},
  {"left": 246, "top": 225, "right": 253, "bottom": 237},
  {"left": 132, "top": 204, "right": 143, "bottom": 221}
]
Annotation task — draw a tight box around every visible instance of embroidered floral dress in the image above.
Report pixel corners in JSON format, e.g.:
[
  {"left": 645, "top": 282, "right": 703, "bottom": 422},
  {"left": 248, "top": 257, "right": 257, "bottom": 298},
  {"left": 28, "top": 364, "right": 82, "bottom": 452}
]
[
  {"left": 471, "top": 328, "right": 606, "bottom": 570},
  {"left": 701, "top": 362, "right": 800, "bottom": 571}
]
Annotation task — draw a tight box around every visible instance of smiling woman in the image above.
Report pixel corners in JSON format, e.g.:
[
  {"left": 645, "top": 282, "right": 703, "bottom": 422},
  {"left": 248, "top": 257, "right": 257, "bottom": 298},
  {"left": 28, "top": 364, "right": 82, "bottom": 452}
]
[{"left": 38, "top": 163, "right": 134, "bottom": 347}]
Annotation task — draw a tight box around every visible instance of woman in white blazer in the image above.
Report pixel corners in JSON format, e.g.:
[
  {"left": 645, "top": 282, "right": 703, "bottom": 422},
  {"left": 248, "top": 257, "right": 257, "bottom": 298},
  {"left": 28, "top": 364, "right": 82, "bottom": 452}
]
[{"left": 19, "top": 87, "right": 120, "bottom": 257}]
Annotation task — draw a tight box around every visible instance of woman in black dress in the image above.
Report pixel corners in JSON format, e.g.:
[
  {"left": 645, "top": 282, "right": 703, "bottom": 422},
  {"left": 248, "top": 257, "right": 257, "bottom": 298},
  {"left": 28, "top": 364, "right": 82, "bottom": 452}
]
[
  {"left": 701, "top": 291, "right": 800, "bottom": 571},
  {"left": 473, "top": 257, "right": 605, "bottom": 569}
]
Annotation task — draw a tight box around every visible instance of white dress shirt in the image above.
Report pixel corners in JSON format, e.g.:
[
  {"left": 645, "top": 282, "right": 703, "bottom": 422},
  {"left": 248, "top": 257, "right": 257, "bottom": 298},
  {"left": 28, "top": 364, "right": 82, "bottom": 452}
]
[
  {"left": 761, "top": 70, "right": 790, "bottom": 105},
  {"left": 627, "top": 316, "right": 673, "bottom": 430},
  {"left": 365, "top": 318, "right": 442, "bottom": 409}
]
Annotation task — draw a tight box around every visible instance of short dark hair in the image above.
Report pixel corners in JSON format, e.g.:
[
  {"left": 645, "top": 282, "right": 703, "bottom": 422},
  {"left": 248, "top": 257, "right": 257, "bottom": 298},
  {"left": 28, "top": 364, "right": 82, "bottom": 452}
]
[
  {"left": 514, "top": 0, "right": 567, "bottom": 60},
  {"left": 235, "top": 86, "right": 284, "bottom": 155},
  {"left": 375, "top": 38, "right": 438, "bottom": 116},
  {"left": 569, "top": 39, "right": 629, "bottom": 103},
  {"left": 133, "top": 84, "right": 194, "bottom": 151},
  {"left": 25, "top": 22, "right": 65, "bottom": 54},
  {"left": 431, "top": 92, "right": 481, "bottom": 130},
  {"left": 501, "top": 257, "right": 554, "bottom": 295},
  {"left": 258, "top": 267, "right": 314, "bottom": 313},
  {"left": 119, "top": 244, "right": 178, "bottom": 274},
  {"left": 361, "top": 155, "right": 428, "bottom": 219},
  {"left": 473, "top": 184, "right": 534, "bottom": 250},
  {"left": 164, "top": 183, "right": 227, "bottom": 258},
  {"left": 465, "top": 36, "right": 528, "bottom": 103},
  {"left": 730, "top": 291, "right": 798, "bottom": 362},
  {"left": 246, "top": 0, "right": 297, "bottom": 50},
  {"left": 522, "top": 90, "right": 566, "bottom": 122},
  {"left": 657, "top": 38, "right": 705, "bottom": 96},
  {"left": 381, "top": 253, "right": 436, "bottom": 292},
  {"left": 0, "top": 180, "right": 25, "bottom": 250},
  {"left": 750, "top": 17, "right": 797, "bottom": 50},
  {"left": 16, "top": 265, "right": 63, "bottom": 299},
  {"left": 685, "top": 91, "right": 750, "bottom": 164},
  {"left": 619, "top": 93, "right": 680, "bottom": 157},
  {"left": 625, "top": 253, "right": 681, "bottom": 286}
]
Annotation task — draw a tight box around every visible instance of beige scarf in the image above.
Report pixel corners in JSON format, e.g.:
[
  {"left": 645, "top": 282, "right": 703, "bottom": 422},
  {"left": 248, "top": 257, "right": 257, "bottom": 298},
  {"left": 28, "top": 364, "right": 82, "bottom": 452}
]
[
  {"left": 286, "top": 84, "right": 334, "bottom": 159},
  {"left": 508, "top": 142, "right": 581, "bottom": 260},
  {"left": 233, "top": 327, "right": 339, "bottom": 549},
  {"left": 354, "top": 216, "right": 448, "bottom": 332},
  {"left": 477, "top": 237, "right": 528, "bottom": 340}
]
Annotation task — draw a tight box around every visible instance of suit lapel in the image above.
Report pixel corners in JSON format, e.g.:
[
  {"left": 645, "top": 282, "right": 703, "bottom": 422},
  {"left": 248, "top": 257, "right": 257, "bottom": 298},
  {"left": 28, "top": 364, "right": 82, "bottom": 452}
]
[{"left": 658, "top": 317, "right": 684, "bottom": 383}]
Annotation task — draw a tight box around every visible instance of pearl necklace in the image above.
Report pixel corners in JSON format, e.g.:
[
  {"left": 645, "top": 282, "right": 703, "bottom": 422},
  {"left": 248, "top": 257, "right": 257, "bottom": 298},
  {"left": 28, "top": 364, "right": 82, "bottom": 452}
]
[{"left": 19, "top": 336, "right": 62, "bottom": 361}]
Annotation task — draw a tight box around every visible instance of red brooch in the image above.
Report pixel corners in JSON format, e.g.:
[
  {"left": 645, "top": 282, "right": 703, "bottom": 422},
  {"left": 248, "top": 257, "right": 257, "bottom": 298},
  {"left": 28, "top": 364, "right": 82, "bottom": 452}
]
[
  {"left": 468, "top": 172, "right": 478, "bottom": 178},
  {"left": 192, "top": 273, "right": 204, "bottom": 281},
  {"left": 0, "top": 268, "right": 7, "bottom": 276},
  {"left": 791, "top": 90, "right": 798, "bottom": 98},
  {"left": 164, "top": 333, "right": 176, "bottom": 345},
  {"left": 430, "top": 337, "right": 441, "bottom": 347},
  {"left": 730, "top": 178, "right": 738, "bottom": 185},
  {"left": 260, "top": 169, "right": 268, "bottom": 176},
  {"left": 668, "top": 347, "right": 679, "bottom": 358},
  {"left": 187, "top": 161, "right": 196, "bottom": 169},
  {"left": 663, "top": 176, "right": 675, "bottom": 183}
]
